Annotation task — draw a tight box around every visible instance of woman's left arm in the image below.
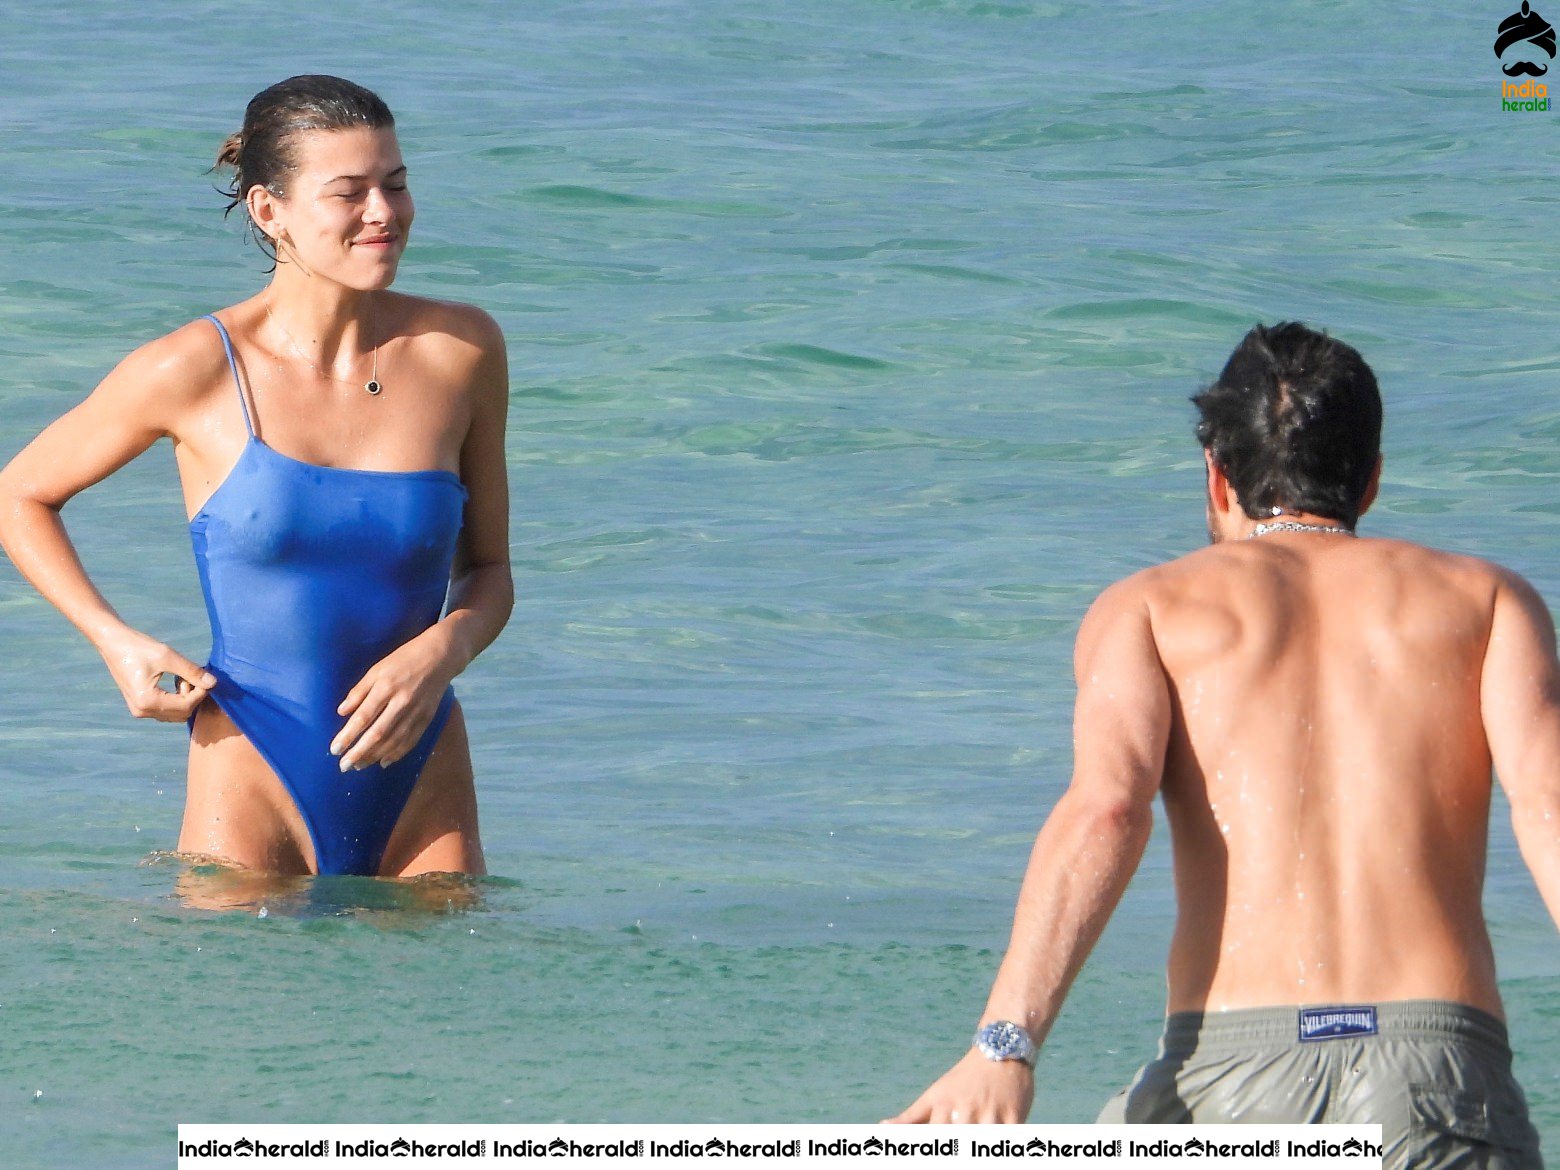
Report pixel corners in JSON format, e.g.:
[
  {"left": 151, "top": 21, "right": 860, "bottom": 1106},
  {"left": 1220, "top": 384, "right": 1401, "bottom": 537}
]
[{"left": 332, "top": 308, "right": 513, "bottom": 770}]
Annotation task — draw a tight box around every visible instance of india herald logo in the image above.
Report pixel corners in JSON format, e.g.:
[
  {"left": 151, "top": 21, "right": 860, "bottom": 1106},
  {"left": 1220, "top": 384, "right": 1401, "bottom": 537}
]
[{"left": 1495, "top": 2, "right": 1556, "bottom": 76}]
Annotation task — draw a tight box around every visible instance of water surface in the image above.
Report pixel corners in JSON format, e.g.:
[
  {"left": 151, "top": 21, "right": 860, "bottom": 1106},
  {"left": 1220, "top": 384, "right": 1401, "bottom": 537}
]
[{"left": 1, "top": 2, "right": 1555, "bottom": 1164}]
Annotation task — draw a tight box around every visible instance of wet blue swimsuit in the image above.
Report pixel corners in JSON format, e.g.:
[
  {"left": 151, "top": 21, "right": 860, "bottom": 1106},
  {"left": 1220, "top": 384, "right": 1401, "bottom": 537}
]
[{"left": 189, "top": 314, "right": 467, "bottom": 875}]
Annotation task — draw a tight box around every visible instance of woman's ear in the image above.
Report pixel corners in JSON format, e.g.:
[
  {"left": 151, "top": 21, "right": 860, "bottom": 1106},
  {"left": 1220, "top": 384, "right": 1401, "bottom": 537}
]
[{"left": 247, "top": 184, "right": 283, "bottom": 250}]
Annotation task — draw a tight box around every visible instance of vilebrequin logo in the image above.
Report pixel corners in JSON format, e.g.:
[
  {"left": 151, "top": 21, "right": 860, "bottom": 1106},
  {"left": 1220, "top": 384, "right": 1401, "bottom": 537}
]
[{"left": 1298, "top": 1006, "right": 1379, "bottom": 1041}]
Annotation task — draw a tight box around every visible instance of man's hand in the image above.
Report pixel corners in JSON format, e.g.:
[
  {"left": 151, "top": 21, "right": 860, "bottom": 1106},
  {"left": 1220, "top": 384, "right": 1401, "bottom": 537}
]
[
  {"left": 882, "top": 1048, "right": 1034, "bottom": 1124},
  {"left": 886, "top": 582, "right": 1164, "bottom": 1128}
]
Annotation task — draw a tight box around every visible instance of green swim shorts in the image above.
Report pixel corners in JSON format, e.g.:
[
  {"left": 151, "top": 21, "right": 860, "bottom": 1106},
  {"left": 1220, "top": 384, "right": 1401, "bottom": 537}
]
[{"left": 1096, "top": 1000, "right": 1542, "bottom": 1168}]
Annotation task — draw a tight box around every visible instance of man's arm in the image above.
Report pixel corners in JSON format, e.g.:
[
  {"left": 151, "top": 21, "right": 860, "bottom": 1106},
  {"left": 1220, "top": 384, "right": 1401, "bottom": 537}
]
[
  {"left": 886, "top": 579, "right": 1171, "bottom": 1123},
  {"left": 1481, "top": 569, "right": 1560, "bottom": 931}
]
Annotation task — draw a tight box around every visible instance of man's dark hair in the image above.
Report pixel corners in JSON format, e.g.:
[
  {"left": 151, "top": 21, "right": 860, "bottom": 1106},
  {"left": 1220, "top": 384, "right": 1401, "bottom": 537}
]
[{"left": 1193, "top": 322, "right": 1382, "bottom": 528}]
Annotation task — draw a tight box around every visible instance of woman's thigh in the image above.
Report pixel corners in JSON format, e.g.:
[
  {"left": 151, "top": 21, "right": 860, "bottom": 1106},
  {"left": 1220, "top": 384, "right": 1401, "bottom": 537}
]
[
  {"left": 379, "top": 701, "right": 486, "bottom": 878},
  {"left": 183, "top": 702, "right": 316, "bottom": 874}
]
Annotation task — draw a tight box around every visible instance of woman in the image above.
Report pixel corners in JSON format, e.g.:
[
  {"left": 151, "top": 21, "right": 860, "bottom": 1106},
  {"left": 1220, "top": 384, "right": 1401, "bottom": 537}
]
[{"left": 0, "top": 76, "right": 511, "bottom": 878}]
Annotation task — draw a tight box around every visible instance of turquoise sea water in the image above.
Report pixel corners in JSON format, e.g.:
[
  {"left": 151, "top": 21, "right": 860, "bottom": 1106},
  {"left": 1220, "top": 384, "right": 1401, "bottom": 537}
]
[{"left": 2, "top": 0, "right": 1557, "bottom": 1163}]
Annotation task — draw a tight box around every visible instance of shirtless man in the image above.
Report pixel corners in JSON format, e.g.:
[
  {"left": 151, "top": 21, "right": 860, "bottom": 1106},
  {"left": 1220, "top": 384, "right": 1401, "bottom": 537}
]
[{"left": 889, "top": 323, "right": 1555, "bottom": 1165}]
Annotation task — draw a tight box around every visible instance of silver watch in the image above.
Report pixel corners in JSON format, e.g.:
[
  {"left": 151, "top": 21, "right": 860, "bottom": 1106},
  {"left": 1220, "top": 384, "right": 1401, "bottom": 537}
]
[{"left": 973, "top": 1020, "right": 1035, "bottom": 1066}]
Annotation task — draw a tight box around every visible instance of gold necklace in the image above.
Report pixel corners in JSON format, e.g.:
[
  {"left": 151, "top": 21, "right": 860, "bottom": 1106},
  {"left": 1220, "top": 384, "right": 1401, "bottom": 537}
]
[{"left": 262, "top": 298, "right": 383, "bottom": 395}]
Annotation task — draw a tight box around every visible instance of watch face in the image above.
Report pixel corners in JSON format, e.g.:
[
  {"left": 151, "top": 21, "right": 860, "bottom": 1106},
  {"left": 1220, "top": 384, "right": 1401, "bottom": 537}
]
[{"left": 975, "top": 1020, "right": 1033, "bottom": 1062}]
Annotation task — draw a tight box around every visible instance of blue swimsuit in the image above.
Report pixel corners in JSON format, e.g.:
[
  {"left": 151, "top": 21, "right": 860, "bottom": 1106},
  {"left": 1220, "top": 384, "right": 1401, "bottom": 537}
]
[{"left": 189, "top": 315, "right": 468, "bottom": 875}]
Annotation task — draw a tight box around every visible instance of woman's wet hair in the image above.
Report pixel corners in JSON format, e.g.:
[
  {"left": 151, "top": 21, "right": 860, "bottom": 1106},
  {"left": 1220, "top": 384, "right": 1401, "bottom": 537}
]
[
  {"left": 1193, "top": 322, "right": 1382, "bottom": 528},
  {"left": 213, "top": 75, "right": 395, "bottom": 261}
]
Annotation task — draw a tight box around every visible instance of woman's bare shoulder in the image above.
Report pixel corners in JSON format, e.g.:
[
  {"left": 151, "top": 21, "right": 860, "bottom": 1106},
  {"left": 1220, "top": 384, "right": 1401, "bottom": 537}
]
[
  {"left": 391, "top": 293, "right": 504, "bottom": 353},
  {"left": 92, "top": 316, "right": 237, "bottom": 433}
]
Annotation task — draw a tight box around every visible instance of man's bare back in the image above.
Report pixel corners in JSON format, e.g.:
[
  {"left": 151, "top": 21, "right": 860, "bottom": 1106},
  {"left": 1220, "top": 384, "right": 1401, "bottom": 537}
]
[
  {"left": 1145, "top": 531, "right": 1508, "bottom": 1016},
  {"left": 890, "top": 324, "right": 1557, "bottom": 1160}
]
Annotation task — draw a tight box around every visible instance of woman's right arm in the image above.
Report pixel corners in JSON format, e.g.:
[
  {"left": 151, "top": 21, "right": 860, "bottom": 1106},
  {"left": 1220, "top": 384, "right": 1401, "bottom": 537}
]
[{"left": 0, "top": 328, "right": 218, "bottom": 722}]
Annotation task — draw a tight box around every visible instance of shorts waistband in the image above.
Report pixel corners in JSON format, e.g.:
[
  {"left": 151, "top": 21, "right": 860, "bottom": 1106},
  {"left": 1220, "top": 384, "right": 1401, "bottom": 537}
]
[{"left": 1160, "top": 1000, "right": 1511, "bottom": 1056}]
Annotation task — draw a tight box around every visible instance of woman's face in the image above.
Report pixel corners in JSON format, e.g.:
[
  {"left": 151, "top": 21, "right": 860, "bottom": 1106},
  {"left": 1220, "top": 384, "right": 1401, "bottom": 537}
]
[{"left": 257, "top": 125, "right": 414, "bottom": 290}]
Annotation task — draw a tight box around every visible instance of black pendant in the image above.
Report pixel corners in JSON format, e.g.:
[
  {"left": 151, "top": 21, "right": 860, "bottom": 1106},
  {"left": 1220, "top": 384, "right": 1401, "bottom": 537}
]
[{"left": 365, "top": 380, "right": 382, "bottom": 396}]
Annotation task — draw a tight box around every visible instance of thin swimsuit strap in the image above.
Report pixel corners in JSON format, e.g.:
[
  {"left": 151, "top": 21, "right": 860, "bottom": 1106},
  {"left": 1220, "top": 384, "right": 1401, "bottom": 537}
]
[{"left": 201, "top": 314, "right": 256, "bottom": 438}]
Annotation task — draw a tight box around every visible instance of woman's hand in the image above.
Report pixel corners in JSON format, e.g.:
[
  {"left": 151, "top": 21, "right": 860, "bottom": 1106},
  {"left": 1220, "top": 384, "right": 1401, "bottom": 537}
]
[
  {"left": 882, "top": 1048, "right": 1034, "bottom": 1124},
  {"left": 331, "top": 629, "right": 458, "bottom": 771},
  {"left": 97, "top": 628, "right": 216, "bottom": 723}
]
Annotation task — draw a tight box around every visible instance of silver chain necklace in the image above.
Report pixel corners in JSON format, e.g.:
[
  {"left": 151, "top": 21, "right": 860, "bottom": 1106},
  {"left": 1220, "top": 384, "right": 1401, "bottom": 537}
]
[{"left": 1248, "top": 520, "right": 1355, "bottom": 539}]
